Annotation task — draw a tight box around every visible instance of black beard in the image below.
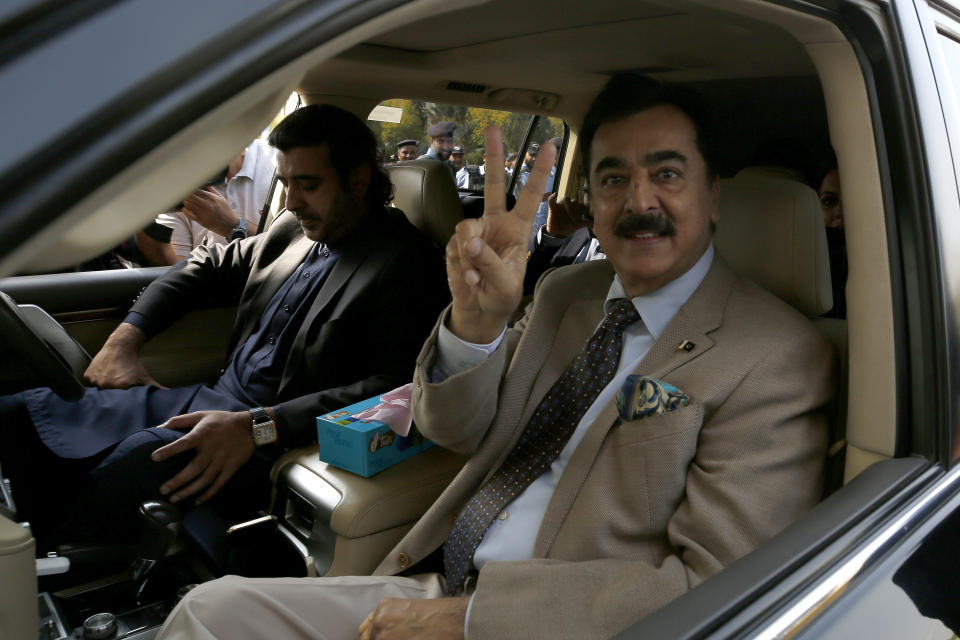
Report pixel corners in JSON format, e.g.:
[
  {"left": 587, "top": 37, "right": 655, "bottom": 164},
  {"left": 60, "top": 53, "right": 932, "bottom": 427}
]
[{"left": 613, "top": 212, "right": 676, "bottom": 238}]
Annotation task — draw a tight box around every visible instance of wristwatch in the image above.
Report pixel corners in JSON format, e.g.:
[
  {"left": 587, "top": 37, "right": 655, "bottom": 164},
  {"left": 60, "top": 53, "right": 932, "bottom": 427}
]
[
  {"left": 249, "top": 407, "right": 277, "bottom": 446},
  {"left": 229, "top": 217, "right": 248, "bottom": 241}
]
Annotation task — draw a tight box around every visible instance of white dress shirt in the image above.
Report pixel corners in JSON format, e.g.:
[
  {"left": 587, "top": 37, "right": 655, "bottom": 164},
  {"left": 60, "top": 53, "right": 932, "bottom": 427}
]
[
  {"left": 433, "top": 244, "right": 715, "bottom": 569},
  {"left": 157, "top": 138, "right": 276, "bottom": 257}
]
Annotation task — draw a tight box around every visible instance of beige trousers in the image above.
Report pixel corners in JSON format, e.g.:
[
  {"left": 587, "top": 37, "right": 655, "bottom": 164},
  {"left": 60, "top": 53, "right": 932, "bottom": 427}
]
[{"left": 157, "top": 573, "right": 445, "bottom": 640}]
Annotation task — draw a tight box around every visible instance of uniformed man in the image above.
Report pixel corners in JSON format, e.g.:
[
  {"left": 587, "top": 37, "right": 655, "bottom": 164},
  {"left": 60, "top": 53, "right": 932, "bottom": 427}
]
[
  {"left": 450, "top": 146, "right": 466, "bottom": 171},
  {"left": 418, "top": 121, "right": 457, "bottom": 174},
  {"left": 396, "top": 139, "right": 419, "bottom": 162}
]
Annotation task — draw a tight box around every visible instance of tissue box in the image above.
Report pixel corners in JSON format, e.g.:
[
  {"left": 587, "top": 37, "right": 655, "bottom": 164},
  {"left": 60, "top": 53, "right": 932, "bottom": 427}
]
[{"left": 316, "top": 395, "right": 433, "bottom": 477}]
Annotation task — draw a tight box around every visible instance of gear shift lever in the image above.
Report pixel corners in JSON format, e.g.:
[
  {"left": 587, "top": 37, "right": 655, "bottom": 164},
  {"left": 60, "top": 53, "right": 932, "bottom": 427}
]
[{"left": 131, "top": 500, "right": 180, "bottom": 604}]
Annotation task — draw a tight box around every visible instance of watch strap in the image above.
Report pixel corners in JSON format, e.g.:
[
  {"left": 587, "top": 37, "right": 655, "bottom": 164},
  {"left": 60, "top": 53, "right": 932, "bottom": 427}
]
[{"left": 229, "top": 216, "right": 248, "bottom": 240}]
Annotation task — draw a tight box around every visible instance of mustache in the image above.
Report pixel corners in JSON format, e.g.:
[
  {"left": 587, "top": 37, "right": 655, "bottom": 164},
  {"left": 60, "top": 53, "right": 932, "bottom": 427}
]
[
  {"left": 613, "top": 212, "right": 676, "bottom": 238},
  {"left": 291, "top": 209, "right": 322, "bottom": 221}
]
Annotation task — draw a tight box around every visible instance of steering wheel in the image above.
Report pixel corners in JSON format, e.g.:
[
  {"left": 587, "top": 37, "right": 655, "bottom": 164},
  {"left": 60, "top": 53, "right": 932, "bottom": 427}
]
[{"left": 0, "top": 291, "right": 90, "bottom": 401}]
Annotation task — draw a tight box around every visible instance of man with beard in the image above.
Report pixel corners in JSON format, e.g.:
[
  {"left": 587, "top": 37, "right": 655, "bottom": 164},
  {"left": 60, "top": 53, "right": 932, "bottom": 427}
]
[
  {"left": 418, "top": 121, "right": 457, "bottom": 174},
  {"left": 0, "top": 104, "right": 449, "bottom": 550},
  {"left": 158, "top": 76, "right": 832, "bottom": 640}
]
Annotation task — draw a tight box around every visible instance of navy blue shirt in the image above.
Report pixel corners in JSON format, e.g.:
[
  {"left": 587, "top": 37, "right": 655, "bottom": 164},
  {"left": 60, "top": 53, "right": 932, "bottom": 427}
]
[{"left": 125, "top": 242, "right": 339, "bottom": 407}]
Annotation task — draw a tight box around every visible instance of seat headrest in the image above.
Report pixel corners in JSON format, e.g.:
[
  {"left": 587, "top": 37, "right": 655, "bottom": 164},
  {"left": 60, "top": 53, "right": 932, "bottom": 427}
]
[
  {"left": 734, "top": 165, "right": 806, "bottom": 183},
  {"left": 715, "top": 169, "right": 832, "bottom": 317},
  {"left": 386, "top": 159, "right": 463, "bottom": 248}
]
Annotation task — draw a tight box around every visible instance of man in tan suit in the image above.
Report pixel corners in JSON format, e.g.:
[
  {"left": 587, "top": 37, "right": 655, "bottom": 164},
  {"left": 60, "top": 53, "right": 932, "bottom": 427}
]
[{"left": 159, "top": 75, "right": 833, "bottom": 640}]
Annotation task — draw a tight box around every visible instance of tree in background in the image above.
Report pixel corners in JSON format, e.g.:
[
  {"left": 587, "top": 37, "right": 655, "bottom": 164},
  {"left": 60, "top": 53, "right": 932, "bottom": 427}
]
[{"left": 367, "top": 99, "right": 427, "bottom": 161}]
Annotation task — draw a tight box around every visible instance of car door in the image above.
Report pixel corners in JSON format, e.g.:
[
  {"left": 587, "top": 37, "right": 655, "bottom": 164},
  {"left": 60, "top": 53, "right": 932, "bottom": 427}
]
[{"left": 0, "top": 268, "right": 234, "bottom": 391}]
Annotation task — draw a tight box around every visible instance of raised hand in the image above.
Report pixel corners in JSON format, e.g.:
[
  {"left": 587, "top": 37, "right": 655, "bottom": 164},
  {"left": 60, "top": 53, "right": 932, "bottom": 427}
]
[
  {"left": 182, "top": 187, "right": 239, "bottom": 237},
  {"left": 545, "top": 192, "right": 591, "bottom": 237},
  {"left": 446, "top": 126, "right": 556, "bottom": 343}
]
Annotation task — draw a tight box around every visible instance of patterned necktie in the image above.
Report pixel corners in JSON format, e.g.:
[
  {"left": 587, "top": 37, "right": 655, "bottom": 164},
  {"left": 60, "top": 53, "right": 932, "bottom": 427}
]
[{"left": 443, "top": 298, "right": 640, "bottom": 595}]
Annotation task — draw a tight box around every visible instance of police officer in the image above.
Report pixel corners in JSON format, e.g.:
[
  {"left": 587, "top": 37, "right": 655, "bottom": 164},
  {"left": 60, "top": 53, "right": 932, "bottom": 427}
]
[
  {"left": 396, "top": 139, "right": 419, "bottom": 162},
  {"left": 418, "top": 121, "right": 457, "bottom": 174},
  {"left": 450, "top": 146, "right": 466, "bottom": 172}
]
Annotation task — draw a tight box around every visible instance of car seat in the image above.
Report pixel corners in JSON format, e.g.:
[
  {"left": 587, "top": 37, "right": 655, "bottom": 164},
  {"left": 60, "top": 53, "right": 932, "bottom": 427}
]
[
  {"left": 385, "top": 159, "right": 464, "bottom": 247},
  {"left": 714, "top": 166, "right": 847, "bottom": 495}
]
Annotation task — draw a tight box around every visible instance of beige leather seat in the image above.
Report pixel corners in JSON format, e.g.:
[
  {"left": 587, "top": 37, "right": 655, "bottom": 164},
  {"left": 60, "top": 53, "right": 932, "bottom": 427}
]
[
  {"left": 715, "top": 167, "right": 833, "bottom": 318},
  {"left": 0, "top": 514, "right": 35, "bottom": 640},
  {"left": 386, "top": 159, "right": 464, "bottom": 247},
  {"left": 714, "top": 167, "right": 847, "bottom": 492}
]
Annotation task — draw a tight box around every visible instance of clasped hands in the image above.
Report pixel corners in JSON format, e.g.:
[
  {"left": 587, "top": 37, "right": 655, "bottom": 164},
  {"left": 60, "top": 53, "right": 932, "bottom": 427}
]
[{"left": 447, "top": 126, "right": 557, "bottom": 344}]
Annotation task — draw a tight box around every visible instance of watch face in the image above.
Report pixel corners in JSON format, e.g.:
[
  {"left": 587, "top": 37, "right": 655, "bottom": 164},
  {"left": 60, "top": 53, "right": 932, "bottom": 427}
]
[{"left": 252, "top": 421, "right": 277, "bottom": 445}]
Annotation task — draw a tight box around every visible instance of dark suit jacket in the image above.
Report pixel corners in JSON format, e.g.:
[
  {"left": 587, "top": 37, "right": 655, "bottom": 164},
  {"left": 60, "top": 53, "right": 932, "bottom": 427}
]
[
  {"left": 523, "top": 226, "right": 593, "bottom": 294},
  {"left": 131, "top": 207, "right": 449, "bottom": 448}
]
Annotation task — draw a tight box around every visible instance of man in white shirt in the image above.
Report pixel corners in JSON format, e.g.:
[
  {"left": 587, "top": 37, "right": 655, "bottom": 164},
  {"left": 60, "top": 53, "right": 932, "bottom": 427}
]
[
  {"left": 153, "top": 138, "right": 276, "bottom": 263},
  {"left": 159, "top": 75, "right": 832, "bottom": 640}
]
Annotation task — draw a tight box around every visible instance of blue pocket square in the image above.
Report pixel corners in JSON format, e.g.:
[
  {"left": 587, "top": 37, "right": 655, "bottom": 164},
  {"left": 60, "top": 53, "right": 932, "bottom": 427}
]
[{"left": 616, "top": 375, "right": 689, "bottom": 421}]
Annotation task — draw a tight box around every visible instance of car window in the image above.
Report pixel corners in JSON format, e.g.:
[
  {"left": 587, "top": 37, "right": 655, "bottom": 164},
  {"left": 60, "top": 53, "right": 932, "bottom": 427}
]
[
  {"left": 22, "top": 94, "right": 299, "bottom": 276},
  {"left": 366, "top": 99, "right": 566, "bottom": 195}
]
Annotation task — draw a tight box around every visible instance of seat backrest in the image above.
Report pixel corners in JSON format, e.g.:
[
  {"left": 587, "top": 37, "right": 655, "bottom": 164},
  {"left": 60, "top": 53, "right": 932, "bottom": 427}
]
[
  {"left": 715, "top": 167, "right": 847, "bottom": 494},
  {"left": 714, "top": 168, "right": 833, "bottom": 317},
  {"left": 386, "top": 159, "right": 464, "bottom": 248}
]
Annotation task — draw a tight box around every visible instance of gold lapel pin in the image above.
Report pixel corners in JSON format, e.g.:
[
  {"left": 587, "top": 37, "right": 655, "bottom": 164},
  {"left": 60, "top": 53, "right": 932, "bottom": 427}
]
[{"left": 677, "top": 340, "right": 695, "bottom": 352}]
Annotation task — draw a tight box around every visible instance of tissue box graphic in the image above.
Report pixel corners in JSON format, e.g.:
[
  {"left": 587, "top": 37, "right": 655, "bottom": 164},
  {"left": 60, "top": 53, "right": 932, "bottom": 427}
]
[{"left": 316, "top": 394, "right": 433, "bottom": 477}]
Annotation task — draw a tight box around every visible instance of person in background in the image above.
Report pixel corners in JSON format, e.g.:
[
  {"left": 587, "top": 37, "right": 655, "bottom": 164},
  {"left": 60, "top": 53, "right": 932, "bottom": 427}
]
[
  {"left": 819, "top": 167, "right": 847, "bottom": 318},
  {"left": 148, "top": 138, "right": 277, "bottom": 265},
  {"left": 450, "top": 146, "right": 466, "bottom": 172},
  {"left": 457, "top": 143, "right": 508, "bottom": 191},
  {"left": 819, "top": 168, "right": 843, "bottom": 229},
  {"left": 523, "top": 192, "right": 602, "bottom": 294},
  {"left": 396, "top": 139, "right": 419, "bottom": 162},
  {"left": 418, "top": 121, "right": 457, "bottom": 175},
  {"left": 516, "top": 140, "right": 560, "bottom": 249}
]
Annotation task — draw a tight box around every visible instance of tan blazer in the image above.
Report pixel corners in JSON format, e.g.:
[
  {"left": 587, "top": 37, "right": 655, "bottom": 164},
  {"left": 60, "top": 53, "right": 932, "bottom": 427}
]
[{"left": 375, "top": 257, "right": 834, "bottom": 639}]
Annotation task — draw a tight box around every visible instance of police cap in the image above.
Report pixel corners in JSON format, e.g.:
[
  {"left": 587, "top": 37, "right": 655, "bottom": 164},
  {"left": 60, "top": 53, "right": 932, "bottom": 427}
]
[{"left": 426, "top": 121, "right": 456, "bottom": 138}]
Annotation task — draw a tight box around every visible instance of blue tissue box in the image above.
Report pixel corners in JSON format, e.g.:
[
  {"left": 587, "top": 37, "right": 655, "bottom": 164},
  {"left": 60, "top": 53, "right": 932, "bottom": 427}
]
[{"left": 316, "top": 395, "right": 433, "bottom": 477}]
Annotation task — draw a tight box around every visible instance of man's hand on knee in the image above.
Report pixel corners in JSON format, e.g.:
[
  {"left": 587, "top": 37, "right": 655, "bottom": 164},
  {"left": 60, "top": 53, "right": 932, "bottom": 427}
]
[
  {"left": 83, "top": 322, "right": 166, "bottom": 389},
  {"left": 358, "top": 597, "right": 468, "bottom": 640},
  {"left": 151, "top": 410, "right": 255, "bottom": 504}
]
